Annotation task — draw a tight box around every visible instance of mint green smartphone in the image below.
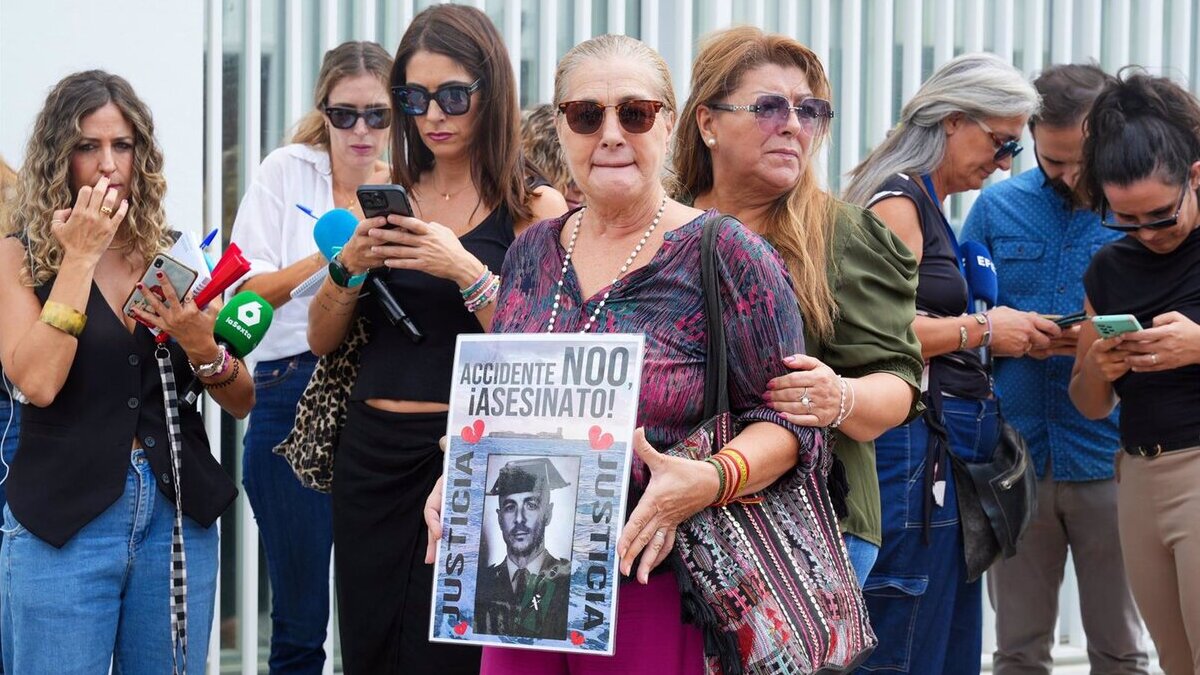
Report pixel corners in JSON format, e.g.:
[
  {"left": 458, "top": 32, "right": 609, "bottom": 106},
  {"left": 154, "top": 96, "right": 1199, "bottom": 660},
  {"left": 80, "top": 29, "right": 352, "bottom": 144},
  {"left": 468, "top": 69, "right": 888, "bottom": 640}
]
[{"left": 1091, "top": 314, "right": 1144, "bottom": 338}]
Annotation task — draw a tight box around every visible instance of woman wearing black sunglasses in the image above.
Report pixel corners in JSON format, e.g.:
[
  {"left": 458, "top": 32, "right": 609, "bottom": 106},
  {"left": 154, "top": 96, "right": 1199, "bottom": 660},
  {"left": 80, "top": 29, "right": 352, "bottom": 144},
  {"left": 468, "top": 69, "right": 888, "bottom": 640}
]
[
  {"left": 306, "top": 6, "right": 564, "bottom": 675},
  {"left": 674, "top": 26, "right": 923, "bottom": 591},
  {"left": 1070, "top": 70, "right": 1200, "bottom": 674},
  {"left": 842, "top": 53, "right": 1055, "bottom": 675},
  {"left": 225, "top": 40, "right": 392, "bottom": 674}
]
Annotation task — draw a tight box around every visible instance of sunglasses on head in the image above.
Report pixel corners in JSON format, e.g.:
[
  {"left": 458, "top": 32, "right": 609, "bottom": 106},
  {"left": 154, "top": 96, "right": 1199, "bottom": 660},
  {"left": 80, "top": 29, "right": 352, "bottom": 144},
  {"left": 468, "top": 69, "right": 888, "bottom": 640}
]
[
  {"left": 1101, "top": 183, "right": 1190, "bottom": 232},
  {"left": 556, "top": 100, "right": 666, "bottom": 135},
  {"left": 391, "top": 79, "right": 482, "bottom": 116},
  {"left": 707, "top": 94, "right": 834, "bottom": 137},
  {"left": 973, "top": 118, "right": 1023, "bottom": 161},
  {"left": 324, "top": 106, "right": 392, "bottom": 130}
]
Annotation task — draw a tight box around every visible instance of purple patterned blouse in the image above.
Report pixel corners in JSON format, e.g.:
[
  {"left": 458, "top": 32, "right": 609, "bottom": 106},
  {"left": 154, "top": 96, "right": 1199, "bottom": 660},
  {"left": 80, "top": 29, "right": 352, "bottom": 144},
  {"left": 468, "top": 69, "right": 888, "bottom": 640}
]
[{"left": 492, "top": 208, "right": 816, "bottom": 481}]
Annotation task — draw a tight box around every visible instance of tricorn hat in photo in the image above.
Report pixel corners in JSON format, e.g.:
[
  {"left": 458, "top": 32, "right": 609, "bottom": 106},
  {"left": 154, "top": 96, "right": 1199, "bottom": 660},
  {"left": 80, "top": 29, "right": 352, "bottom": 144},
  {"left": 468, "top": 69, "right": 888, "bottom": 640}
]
[{"left": 487, "top": 458, "right": 570, "bottom": 496}]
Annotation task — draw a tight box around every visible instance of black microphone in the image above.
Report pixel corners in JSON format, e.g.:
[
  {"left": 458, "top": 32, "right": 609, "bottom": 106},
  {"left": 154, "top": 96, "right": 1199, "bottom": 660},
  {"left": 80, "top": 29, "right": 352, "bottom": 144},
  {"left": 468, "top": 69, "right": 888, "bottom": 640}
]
[{"left": 368, "top": 275, "right": 424, "bottom": 343}]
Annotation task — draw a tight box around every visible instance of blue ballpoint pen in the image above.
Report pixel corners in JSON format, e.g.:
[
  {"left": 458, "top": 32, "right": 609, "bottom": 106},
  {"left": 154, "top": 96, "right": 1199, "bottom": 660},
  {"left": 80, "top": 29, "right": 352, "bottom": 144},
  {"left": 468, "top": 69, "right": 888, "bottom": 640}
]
[{"left": 295, "top": 204, "right": 318, "bottom": 220}]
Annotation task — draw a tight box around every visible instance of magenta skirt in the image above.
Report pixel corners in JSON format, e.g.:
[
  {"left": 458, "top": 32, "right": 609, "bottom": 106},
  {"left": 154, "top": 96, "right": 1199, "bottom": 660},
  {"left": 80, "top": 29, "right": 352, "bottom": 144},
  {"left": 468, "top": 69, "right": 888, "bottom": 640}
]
[{"left": 480, "top": 572, "right": 705, "bottom": 674}]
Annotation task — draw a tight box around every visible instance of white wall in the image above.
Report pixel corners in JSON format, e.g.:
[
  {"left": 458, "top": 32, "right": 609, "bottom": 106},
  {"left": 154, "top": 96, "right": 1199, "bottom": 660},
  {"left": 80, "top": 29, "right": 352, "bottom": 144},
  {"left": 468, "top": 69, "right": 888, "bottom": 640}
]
[{"left": 0, "top": 0, "right": 206, "bottom": 237}]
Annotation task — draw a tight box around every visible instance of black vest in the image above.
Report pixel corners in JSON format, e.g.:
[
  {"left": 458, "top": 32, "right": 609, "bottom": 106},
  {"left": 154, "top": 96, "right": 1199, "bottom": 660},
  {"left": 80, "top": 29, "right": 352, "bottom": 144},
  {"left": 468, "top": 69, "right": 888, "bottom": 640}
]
[{"left": 10, "top": 282, "right": 237, "bottom": 548}]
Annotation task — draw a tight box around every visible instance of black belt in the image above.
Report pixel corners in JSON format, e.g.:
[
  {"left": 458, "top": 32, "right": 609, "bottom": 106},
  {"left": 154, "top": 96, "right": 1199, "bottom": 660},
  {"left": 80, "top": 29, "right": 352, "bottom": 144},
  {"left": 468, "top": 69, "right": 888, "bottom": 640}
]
[{"left": 1123, "top": 437, "right": 1200, "bottom": 458}]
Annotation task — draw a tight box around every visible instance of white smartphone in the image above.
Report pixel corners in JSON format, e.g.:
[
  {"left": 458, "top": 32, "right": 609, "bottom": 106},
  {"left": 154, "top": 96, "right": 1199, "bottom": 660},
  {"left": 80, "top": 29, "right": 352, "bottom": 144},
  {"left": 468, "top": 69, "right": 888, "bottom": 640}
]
[{"left": 122, "top": 253, "right": 199, "bottom": 318}]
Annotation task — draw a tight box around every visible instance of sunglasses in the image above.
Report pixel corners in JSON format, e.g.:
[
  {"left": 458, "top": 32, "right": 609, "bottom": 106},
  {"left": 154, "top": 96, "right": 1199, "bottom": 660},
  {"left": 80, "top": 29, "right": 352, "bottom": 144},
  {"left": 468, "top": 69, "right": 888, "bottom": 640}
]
[
  {"left": 391, "top": 79, "right": 482, "bottom": 116},
  {"left": 707, "top": 95, "right": 834, "bottom": 136},
  {"left": 556, "top": 100, "right": 665, "bottom": 135},
  {"left": 973, "top": 118, "right": 1023, "bottom": 161},
  {"left": 1101, "top": 184, "right": 1190, "bottom": 232},
  {"left": 324, "top": 106, "right": 392, "bottom": 130}
]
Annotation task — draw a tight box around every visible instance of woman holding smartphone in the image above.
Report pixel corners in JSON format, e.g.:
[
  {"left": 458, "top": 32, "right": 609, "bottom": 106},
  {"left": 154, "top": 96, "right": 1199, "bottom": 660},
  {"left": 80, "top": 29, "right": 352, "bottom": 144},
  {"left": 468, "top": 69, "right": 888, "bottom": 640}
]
[
  {"left": 1070, "top": 70, "right": 1200, "bottom": 674},
  {"left": 227, "top": 41, "right": 392, "bottom": 674},
  {"left": 306, "top": 6, "right": 564, "bottom": 673},
  {"left": 0, "top": 70, "right": 252, "bottom": 673}
]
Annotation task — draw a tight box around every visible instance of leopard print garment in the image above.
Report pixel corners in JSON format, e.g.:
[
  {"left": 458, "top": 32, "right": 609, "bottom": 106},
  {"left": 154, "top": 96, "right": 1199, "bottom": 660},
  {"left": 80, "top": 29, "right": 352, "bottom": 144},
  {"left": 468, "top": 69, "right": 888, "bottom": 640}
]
[{"left": 273, "top": 315, "right": 369, "bottom": 493}]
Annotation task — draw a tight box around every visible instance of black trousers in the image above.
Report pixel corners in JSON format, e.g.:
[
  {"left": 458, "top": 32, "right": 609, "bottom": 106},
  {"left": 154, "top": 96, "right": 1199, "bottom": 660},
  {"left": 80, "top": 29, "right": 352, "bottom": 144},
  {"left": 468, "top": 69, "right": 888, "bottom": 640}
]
[{"left": 333, "top": 402, "right": 480, "bottom": 675}]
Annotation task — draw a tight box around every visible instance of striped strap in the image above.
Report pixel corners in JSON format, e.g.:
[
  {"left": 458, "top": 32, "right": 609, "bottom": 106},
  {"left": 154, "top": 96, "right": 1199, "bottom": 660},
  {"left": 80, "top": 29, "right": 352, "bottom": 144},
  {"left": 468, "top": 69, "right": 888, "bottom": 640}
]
[{"left": 155, "top": 344, "right": 189, "bottom": 675}]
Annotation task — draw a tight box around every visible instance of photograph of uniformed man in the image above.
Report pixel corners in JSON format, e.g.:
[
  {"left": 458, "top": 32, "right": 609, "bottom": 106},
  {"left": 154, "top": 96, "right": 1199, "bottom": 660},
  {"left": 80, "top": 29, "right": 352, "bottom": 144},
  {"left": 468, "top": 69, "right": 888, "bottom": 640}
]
[{"left": 475, "top": 456, "right": 578, "bottom": 639}]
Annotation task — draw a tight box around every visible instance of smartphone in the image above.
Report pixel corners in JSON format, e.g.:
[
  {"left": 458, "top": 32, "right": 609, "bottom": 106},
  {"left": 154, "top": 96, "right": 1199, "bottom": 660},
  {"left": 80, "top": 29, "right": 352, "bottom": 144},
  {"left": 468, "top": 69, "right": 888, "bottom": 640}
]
[
  {"left": 122, "top": 253, "right": 199, "bottom": 318},
  {"left": 357, "top": 184, "right": 414, "bottom": 223},
  {"left": 1091, "top": 314, "right": 1144, "bottom": 338},
  {"left": 1051, "top": 311, "right": 1088, "bottom": 329}
]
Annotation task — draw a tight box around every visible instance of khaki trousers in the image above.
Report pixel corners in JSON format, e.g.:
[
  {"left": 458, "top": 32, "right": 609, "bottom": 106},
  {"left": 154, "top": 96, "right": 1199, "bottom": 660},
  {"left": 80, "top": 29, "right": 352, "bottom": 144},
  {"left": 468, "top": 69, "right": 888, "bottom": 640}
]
[
  {"left": 1116, "top": 446, "right": 1200, "bottom": 675},
  {"left": 989, "top": 465, "right": 1147, "bottom": 675}
]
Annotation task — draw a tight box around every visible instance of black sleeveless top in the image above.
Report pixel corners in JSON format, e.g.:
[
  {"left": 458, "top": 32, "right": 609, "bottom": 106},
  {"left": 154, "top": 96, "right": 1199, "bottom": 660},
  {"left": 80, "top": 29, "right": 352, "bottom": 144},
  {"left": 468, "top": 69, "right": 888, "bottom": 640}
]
[
  {"left": 1084, "top": 227, "right": 1200, "bottom": 447},
  {"left": 11, "top": 282, "right": 237, "bottom": 548},
  {"left": 868, "top": 174, "right": 990, "bottom": 399},
  {"left": 352, "top": 204, "right": 517, "bottom": 402}
]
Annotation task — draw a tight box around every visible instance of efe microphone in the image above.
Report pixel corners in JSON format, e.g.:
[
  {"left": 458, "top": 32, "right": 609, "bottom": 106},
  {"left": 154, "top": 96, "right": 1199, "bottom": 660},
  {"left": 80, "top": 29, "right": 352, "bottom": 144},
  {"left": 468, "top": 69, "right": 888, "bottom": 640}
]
[
  {"left": 962, "top": 240, "right": 999, "bottom": 363},
  {"left": 313, "top": 208, "right": 423, "bottom": 343}
]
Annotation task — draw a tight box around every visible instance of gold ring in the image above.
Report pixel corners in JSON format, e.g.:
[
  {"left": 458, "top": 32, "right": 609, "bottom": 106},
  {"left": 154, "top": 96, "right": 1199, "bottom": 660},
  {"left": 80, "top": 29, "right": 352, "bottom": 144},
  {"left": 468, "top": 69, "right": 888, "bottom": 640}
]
[{"left": 99, "top": 205, "right": 114, "bottom": 216}]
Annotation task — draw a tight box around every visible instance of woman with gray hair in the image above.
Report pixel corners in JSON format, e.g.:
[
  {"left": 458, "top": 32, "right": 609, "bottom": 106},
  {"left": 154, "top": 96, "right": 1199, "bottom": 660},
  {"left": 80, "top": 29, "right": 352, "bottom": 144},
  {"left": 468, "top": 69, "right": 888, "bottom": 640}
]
[{"left": 843, "top": 53, "right": 1059, "bottom": 674}]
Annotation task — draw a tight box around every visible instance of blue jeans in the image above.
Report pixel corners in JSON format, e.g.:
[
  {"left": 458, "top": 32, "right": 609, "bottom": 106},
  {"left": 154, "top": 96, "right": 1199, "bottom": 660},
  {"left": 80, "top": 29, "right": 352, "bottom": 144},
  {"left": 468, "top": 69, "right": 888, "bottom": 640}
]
[
  {"left": 0, "top": 448, "right": 218, "bottom": 673},
  {"left": 242, "top": 353, "right": 333, "bottom": 674},
  {"left": 858, "top": 396, "right": 1000, "bottom": 674},
  {"left": 843, "top": 533, "right": 880, "bottom": 585},
  {"left": 0, "top": 394, "right": 19, "bottom": 675}
]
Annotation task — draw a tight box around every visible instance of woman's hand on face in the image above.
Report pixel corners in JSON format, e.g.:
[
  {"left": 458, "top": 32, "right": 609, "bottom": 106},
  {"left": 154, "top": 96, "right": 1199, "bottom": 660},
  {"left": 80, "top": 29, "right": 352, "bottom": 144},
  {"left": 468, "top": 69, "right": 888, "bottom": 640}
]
[
  {"left": 988, "top": 306, "right": 1060, "bottom": 357},
  {"left": 1118, "top": 311, "right": 1200, "bottom": 372},
  {"left": 337, "top": 216, "right": 390, "bottom": 276},
  {"left": 424, "top": 474, "right": 446, "bottom": 565},
  {"left": 372, "top": 215, "right": 482, "bottom": 287},
  {"left": 1083, "top": 334, "right": 1133, "bottom": 382},
  {"left": 53, "top": 175, "right": 130, "bottom": 265},
  {"left": 129, "top": 274, "right": 220, "bottom": 361},
  {"left": 764, "top": 354, "right": 841, "bottom": 426},
  {"left": 617, "top": 428, "right": 718, "bottom": 585}
]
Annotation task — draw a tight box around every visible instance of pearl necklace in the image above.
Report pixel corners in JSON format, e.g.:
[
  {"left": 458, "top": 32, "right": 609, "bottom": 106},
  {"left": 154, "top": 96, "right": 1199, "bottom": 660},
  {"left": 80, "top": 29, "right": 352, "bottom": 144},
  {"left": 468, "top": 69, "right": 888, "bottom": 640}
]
[{"left": 546, "top": 196, "right": 667, "bottom": 333}]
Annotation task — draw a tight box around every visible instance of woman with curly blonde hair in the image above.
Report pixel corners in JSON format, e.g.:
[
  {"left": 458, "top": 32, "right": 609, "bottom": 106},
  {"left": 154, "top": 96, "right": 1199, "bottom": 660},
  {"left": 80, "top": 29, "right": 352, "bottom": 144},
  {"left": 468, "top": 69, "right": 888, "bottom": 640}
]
[{"left": 0, "top": 70, "right": 252, "bottom": 673}]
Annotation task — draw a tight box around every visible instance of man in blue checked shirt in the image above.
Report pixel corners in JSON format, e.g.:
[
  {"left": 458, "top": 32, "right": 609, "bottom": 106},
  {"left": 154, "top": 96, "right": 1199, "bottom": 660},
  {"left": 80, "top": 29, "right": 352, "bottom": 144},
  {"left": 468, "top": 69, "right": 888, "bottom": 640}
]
[{"left": 962, "top": 64, "right": 1148, "bottom": 675}]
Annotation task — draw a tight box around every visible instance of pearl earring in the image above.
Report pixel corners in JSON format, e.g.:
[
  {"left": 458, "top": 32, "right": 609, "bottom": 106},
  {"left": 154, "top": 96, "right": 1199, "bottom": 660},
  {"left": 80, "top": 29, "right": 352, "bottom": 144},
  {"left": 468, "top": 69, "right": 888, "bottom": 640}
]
[{"left": 706, "top": 137, "right": 717, "bottom": 147}]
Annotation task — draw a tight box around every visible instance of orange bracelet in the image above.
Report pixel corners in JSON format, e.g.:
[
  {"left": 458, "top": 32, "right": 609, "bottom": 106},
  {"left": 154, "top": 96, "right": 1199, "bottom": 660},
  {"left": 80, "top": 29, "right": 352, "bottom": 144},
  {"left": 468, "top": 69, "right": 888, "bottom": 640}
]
[{"left": 718, "top": 447, "right": 751, "bottom": 496}]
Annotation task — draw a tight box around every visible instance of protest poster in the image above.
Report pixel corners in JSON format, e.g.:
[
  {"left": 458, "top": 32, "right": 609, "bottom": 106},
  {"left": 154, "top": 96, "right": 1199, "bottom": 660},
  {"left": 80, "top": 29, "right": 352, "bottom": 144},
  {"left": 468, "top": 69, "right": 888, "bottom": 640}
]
[{"left": 429, "top": 334, "right": 644, "bottom": 656}]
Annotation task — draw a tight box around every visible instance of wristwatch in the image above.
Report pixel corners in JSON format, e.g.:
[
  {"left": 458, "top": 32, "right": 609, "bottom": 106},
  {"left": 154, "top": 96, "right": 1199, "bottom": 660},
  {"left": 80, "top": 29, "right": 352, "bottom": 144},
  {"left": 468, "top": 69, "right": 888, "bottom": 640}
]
[{"left": 328, "top": 252, "right": 366, "bottom": 288}]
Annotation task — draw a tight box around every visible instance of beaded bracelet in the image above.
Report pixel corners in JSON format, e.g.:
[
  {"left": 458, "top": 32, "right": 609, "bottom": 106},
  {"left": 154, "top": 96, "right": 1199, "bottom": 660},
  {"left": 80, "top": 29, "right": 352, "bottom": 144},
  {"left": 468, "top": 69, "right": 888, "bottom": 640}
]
[
  {"left": 459, "top": 268, "right": 492, "bottom": 300},
  {"left": 40, "top": 300, "right": 87, "bottom": 337},
  {"left": 464, "top": 273, "right": 501, "bottom": 313},
  {"left": 205, "top": 358, "right": 241, "bottom": 389},
  {"left": 831, "top": 376, "right": 857, "bottom": 428}
]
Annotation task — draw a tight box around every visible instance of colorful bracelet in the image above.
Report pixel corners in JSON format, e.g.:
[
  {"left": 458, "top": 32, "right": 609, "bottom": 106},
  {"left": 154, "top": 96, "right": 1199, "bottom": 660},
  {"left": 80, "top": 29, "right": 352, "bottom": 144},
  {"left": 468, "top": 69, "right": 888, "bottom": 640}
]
[
  {"left": 718, "top": 447, "right": 752, "bottom": 497},
  {"left": 39, "top": 300, "right": 87, "bottom": 337},
  {"left": 205, "top": 358, "right": 241, "bottom": 389},
  {"left": 459, "top": 268, "right": 492, "bottom": 300},
  {"left": 703, "top": 457, "right": 727, "bottom": 506},
  {"left": 464, "top": 273, "right": 501, "bottom": 313}
]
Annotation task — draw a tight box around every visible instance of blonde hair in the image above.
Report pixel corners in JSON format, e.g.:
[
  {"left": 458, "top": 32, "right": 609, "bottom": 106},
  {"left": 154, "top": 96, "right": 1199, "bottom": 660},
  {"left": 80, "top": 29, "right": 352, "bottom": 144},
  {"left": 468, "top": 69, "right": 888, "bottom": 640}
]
[
  {"left": 554, "top": 34, "right": 677, "bottom": 114},
  {"left": 672, "top": 26, "right": 837, "bottom": 342},
  {"left": 0, "top": 155, "right": 17, "bottom": 235},
  {"left": 10, "top": 70, "right": 172, "bottom": 286},
  {"left": 291, "top": 41, "right": 393, "bottom": 148},
  {"left": 844, "top": 53, "right": 1040, "bottom": 206},
  {"left": 521, "top": 104, "right": 571, "bottom": 195}
]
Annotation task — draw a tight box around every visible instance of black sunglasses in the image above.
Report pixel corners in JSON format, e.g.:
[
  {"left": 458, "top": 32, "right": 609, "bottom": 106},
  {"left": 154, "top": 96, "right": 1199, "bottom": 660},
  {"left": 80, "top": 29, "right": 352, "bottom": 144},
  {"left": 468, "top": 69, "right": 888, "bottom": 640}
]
[
  {"left": 556, "top": 100, "right": 665, "bottom": 135},
  {"left": 391, "top": 79, "right": 482, "bottom": 116},
  {"left": 708, "top": 95, "right": 834, "bottom": 137},
  {"left": 973, "top": 118, "right": 1023, "bottom": 161},
  {"left": 324, "top": 106, "right": 391, "bottom": 130},
  {"left": 1101, "top": 184, "right": 1190, "bottom": 232}
]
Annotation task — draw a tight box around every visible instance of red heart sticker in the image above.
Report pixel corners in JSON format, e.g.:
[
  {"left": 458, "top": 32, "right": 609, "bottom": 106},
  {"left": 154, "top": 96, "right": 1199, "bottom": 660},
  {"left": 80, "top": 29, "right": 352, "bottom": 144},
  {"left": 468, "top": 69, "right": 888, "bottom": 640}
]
[
  {"left": 570, "top": 630, "right": 584, "bottom": 646},
  {"left": 588, "top": 425, "right": 614, "bottom": 450},
  {"left": 461, "top": 419, "right": 485, "bottom": 444},
  {"left": 453, "top": 621, "right": 469, "bottom": 636}
]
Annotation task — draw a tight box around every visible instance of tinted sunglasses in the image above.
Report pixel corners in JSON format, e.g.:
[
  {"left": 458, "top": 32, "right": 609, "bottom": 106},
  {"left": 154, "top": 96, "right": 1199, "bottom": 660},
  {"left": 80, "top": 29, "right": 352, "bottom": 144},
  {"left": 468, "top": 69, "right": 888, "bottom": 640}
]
[
  {"left": 1101, "top": 184, "right": 1190, "bottom": 232},
  {"left": 707, "top": 95, "right": 834, "bottom": 136},
  {"left": 391, "top": 79, "right": 482, "bottom": 116},
  {"left": 324, "top": 106, "right": 391, "bottom": 130},
  {"left": 556, "top": 100, "right": 665, "bottom": 135},
  {"left": 973, "top": 118, "right": 1023, "bottom": 161}
]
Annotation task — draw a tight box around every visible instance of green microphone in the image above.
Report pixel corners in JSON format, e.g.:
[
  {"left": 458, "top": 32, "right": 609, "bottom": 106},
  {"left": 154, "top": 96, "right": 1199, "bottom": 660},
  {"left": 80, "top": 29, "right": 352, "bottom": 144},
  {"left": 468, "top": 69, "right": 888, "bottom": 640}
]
[{"left": 184, "top": 291, "right": 273, "bottom": 404}]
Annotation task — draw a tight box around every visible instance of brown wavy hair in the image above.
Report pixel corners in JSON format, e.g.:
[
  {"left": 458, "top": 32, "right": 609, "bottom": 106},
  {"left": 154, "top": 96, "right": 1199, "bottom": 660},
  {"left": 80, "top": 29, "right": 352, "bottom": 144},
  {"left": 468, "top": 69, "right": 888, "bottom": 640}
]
[
  {"left": 9, "top": 70, "right": 171, "bottom": 286},
  {"left": 672, "top": 26, "right": 837, "bottom": 342},
  {"left": 291, "top": 41, "right": 393, "bottom": 148},
  {"left": 390, "top": 4, "right": 532, "bottom": 223}
]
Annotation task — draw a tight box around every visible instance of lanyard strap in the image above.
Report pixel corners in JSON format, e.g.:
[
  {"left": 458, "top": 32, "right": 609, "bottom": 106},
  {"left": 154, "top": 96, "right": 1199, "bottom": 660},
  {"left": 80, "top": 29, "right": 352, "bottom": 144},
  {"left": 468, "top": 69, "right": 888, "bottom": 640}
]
[
  {"left": 920, "top": 174, "right": 966, "bottom": 277},
  {"left": 155, "top": 342, "right": 189, "bottom": 675}
]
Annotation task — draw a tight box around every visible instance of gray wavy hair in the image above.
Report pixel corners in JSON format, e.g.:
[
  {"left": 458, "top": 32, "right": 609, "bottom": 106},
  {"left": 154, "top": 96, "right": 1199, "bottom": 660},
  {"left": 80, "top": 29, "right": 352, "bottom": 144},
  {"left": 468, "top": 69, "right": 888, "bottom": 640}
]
[{"left": 843, "top": 53, "right": 1041, "bottom": 206}]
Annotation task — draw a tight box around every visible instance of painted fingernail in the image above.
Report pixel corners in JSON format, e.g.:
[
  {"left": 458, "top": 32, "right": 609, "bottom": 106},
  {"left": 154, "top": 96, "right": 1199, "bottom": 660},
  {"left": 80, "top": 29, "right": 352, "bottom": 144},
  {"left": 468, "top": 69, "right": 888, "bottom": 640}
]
[
  {"left": 155, "top": 271, "right": 164, "bottom": 278},
  {"left": 766, "top": 379, "right": 776, "bottom": 390},
  {"left": 136, "top": 282, "right": 144, "bottom": 288}
]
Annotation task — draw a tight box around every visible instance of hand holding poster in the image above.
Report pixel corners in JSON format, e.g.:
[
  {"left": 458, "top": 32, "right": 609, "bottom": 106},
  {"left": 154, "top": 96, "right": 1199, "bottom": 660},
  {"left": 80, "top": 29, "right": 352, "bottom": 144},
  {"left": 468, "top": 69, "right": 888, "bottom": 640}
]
[{"left": 430, "top": 334, "right": 644, "bottom": 655}]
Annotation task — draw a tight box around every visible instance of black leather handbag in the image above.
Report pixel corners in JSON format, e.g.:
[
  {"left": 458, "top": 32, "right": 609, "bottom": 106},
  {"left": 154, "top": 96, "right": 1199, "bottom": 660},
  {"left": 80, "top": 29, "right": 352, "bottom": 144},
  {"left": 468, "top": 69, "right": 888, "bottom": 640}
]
[{"left": 949, "top": 413, "right": 1037, "bottom": 582}]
